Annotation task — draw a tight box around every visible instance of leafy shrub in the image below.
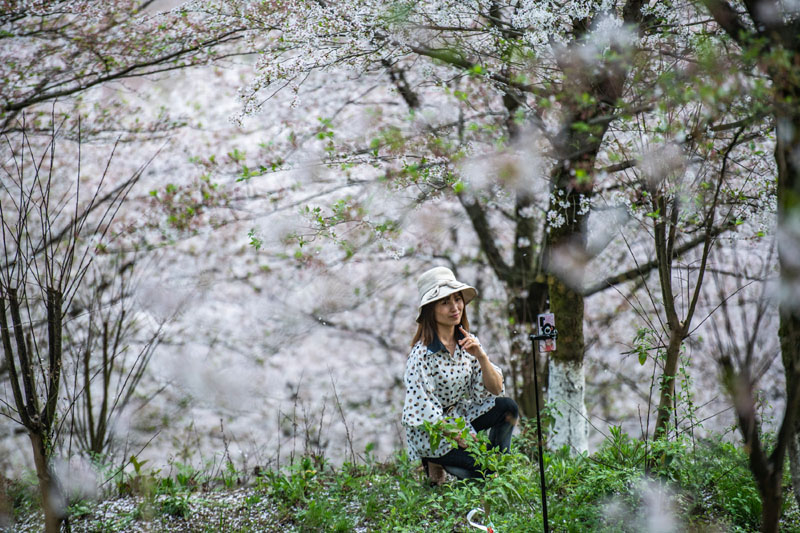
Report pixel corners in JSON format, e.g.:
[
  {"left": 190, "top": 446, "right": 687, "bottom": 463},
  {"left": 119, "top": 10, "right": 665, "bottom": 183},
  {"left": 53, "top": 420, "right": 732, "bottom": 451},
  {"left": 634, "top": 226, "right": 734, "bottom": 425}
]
[
  {"left": 3, "top": 474, "right": 39, "bottom": 521},
  {"left": 259, "top": 456, "right": 320, "bottom": 508},
  {"left": 160, "top": 492, "right": 192, "bottom": 519}
]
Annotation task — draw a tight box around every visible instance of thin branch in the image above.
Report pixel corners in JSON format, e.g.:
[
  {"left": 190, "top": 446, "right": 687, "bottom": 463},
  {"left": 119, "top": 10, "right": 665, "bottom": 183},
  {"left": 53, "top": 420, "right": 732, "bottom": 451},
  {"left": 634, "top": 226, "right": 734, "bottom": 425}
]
[
  {"left": 457, "top": 194, "right": 512, "bottom": 283},
  {"left": 583, "top": 225, "right": 734, "bottom": 297}
]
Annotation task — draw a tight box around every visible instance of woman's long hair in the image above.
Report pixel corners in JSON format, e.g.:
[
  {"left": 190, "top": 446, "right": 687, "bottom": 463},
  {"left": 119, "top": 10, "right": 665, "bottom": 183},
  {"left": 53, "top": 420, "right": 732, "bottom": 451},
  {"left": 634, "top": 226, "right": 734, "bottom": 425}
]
[{"left": 411, "top": 292, "right": 470, "bottom": 347}]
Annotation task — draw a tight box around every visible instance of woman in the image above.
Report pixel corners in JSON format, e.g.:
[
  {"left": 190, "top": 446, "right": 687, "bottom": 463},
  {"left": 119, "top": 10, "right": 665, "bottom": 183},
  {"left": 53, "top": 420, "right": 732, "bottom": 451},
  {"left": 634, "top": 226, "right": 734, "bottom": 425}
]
[{"left": 402, "top": 266, "right": 519, "bottom": 483}]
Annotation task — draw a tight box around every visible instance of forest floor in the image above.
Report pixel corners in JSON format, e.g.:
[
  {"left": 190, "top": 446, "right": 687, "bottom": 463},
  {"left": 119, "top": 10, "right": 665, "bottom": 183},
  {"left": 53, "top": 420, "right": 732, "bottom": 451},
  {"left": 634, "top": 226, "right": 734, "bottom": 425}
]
[{"left": 4, "top": 427, "right": 800, "bottom": 532}]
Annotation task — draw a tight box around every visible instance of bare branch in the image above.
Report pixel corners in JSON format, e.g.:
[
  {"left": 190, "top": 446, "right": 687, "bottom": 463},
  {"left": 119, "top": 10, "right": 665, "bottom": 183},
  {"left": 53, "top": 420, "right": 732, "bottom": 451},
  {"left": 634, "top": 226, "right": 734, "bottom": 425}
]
[{"left": 457, "top": 194, "right": 512, "bottom": 283}]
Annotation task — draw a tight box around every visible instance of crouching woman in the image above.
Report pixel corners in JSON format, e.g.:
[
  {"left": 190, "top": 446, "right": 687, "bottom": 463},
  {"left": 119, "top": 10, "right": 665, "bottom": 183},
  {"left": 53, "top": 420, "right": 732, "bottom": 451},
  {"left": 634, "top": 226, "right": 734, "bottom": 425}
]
[{"left": 402, "top": 266, "right": 519, "bottom": 483}]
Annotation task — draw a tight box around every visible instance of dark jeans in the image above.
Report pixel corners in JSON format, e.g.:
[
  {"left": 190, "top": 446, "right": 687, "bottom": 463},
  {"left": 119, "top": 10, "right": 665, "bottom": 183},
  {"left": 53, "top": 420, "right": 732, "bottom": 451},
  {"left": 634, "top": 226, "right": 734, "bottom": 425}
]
[{"left": 423, "top": 397, "right": 519, "bottom": 480}]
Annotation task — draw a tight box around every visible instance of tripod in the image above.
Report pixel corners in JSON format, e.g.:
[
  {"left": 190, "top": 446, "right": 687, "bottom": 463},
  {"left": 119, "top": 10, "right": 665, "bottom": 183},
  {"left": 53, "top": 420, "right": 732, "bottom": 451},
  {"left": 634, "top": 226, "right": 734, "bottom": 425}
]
[{"left": 529, "top": 328, "right": 556, "bottom": 533}]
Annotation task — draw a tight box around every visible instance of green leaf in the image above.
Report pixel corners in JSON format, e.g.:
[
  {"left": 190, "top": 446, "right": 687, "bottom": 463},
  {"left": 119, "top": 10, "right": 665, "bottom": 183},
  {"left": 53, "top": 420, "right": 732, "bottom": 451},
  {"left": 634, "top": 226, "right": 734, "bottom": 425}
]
[
  {"left": 571, "top": 121, "right": 591, "bottom": 133},
  {"left": 248, "top": 228, "right": 262, "bottom": 251},
  {"left": 227, "top": 148, "right": 246, "bottom": 162}
]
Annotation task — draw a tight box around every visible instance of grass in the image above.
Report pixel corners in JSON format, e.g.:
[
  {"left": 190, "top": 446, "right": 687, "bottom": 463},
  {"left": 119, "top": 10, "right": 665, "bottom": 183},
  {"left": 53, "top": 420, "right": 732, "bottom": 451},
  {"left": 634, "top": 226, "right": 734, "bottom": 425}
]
[{"left": 3, "top": 427, "right": 800, "bottom": 532}]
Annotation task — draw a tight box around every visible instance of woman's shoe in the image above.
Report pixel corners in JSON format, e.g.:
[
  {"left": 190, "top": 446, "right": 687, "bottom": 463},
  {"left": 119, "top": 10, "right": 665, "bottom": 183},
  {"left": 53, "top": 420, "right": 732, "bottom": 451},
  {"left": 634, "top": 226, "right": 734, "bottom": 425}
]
[{"left": 427, "top": 461, "right": 446, "bottom": 486}]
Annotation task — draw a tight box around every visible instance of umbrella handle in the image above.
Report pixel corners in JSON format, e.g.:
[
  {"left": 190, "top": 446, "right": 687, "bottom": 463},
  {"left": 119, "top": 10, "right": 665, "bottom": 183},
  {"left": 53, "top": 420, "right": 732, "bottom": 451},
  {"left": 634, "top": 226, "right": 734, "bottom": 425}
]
[{"left": 467, "top": 508, "right": 495, "bottom": 533}]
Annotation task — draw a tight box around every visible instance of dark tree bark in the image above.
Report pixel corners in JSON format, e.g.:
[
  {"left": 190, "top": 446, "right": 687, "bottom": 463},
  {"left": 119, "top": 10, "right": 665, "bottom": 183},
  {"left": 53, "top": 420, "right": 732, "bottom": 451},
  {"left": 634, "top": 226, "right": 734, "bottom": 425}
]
[
  {"left": 29, "top": 432, "right": 63, "bottom": 533},
  {"left": 1, "top": 289, "right": 65, "bottom": 533},
  {"left": 539, "top": 2, "right": 645, "bottom": 439}
]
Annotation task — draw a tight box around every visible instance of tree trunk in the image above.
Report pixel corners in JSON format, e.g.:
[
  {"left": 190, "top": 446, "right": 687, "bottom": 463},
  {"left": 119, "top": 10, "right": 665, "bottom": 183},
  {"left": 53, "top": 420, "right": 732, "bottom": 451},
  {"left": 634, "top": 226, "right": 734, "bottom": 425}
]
[
  {"left": 538, "top": 47, "right": 627, "bottom": 450},
  {"left": 541, "top": 145, "right": 594, "bottom": 453},
  {"left": 546, "top": 277, "right": 588, "bottom": 453},
  {"left": 29, "top": 432, "right": 63, "bottom": 533},
  {"left": 509, "top": 320, "right": 547, "bottom": 418},
  {"left": 507, "top": 280, "right": 549, "bottom": 418},
  {"left": 548, "top": 358, "right": 588, "bottom": 452},
  {"left": 789, "top": 430, "right": 800, "bottom": 513},
  {"left": 761, "top": 109, "right": 800, "bottom": 525},
  {"left": 782, "top": 305, "right": 800, "bottom": 513},
  {"left": 758, "top": 471, "right": 782, "bottom": 533},
  {"left": 697, "top": 0, "right": 800, "bottom": 522},
  {"left": 776, "top": 91, "right": 800, "bottom": 511},
  {"left": 654, "top": 329, "right": 684, "bottom": 437}
]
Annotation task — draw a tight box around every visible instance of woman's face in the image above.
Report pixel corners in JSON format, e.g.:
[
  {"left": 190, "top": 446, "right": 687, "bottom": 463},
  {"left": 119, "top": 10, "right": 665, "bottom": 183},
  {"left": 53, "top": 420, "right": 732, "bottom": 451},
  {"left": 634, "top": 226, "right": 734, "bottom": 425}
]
[{"left": 433, "top": 292, "right": 464, "bottom": 329}]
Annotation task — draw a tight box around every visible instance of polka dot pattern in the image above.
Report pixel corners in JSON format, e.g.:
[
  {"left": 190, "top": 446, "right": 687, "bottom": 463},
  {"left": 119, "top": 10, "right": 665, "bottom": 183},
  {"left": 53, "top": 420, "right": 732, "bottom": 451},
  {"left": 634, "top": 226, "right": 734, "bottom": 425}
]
[{"left": 402, "top": 338, "right": 504, "bottom": 460}]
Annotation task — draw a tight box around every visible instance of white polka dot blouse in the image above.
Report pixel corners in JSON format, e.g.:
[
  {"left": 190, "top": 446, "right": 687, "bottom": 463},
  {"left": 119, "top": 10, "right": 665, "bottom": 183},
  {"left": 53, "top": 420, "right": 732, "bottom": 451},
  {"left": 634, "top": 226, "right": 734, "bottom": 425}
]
[{"left": 402, "top": 337, "right": 504, "bottom": 461}]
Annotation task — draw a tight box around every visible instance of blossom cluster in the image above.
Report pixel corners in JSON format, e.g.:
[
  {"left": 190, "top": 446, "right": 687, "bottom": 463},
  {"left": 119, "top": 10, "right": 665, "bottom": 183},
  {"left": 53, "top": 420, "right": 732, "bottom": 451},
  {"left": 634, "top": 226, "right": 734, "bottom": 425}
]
[{"left": 545, "top": 189, "right": 591, "bottom": 232}]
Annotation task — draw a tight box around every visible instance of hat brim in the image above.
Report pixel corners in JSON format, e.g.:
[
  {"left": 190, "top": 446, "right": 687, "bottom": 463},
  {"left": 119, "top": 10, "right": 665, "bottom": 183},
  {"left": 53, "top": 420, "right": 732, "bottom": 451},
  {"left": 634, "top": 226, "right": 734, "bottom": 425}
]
[{"left": 416, "top": 286, "right": 477, "bottom": 322}]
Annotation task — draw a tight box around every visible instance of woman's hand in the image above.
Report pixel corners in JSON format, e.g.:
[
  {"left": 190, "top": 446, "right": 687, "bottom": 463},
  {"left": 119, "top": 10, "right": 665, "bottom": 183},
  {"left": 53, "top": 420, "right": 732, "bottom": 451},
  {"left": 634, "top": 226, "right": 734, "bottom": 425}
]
[
  {"left": 446, "top": 428, "right": 473, "bottom": 449},
  {"left": 459, "top": 325, "right": 503, "bottom": 395},
  {"left": 458, "top": 325, "right": 486, "bottom": 359}
]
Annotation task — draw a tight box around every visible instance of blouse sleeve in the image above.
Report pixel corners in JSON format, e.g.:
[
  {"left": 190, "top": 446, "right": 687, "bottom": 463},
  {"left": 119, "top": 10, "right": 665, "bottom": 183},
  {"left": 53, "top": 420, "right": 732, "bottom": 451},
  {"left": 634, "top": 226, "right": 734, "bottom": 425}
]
[
  {"left": 469, "top": 336, "right": 504, "bottom": 403},
  {"left": 402, "top": 346, "right": 443, "bottom": 428}
]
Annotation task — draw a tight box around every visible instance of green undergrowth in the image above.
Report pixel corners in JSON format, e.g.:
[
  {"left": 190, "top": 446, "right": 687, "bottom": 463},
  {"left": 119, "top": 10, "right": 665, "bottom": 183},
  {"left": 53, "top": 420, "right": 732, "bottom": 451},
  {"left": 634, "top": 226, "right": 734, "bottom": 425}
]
[{"left": 4, "top": 427, "right": 800, "bottom": 532}]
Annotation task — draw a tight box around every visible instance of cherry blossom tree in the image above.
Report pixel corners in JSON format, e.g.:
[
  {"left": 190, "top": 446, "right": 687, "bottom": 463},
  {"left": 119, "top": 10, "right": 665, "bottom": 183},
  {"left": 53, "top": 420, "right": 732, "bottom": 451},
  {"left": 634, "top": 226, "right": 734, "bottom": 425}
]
[
  {"left": 0, "top": 0, "right": 248, "bottom": 138},
  {"left": 0, "top": 0, "right": 784, "bottom": 480},
  {"left": 213, "top": 0, "right": 762, "bottom": 453},
  {"left": 591, "top": 39, "right": 777, "bottom": 439}
]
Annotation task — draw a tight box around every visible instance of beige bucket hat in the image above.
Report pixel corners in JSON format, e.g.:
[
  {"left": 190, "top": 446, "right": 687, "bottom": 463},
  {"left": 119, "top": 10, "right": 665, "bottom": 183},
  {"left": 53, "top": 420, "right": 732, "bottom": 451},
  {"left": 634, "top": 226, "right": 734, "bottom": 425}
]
[{"left": 416, "top": 266, "right": 477, "bottom": 322}]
